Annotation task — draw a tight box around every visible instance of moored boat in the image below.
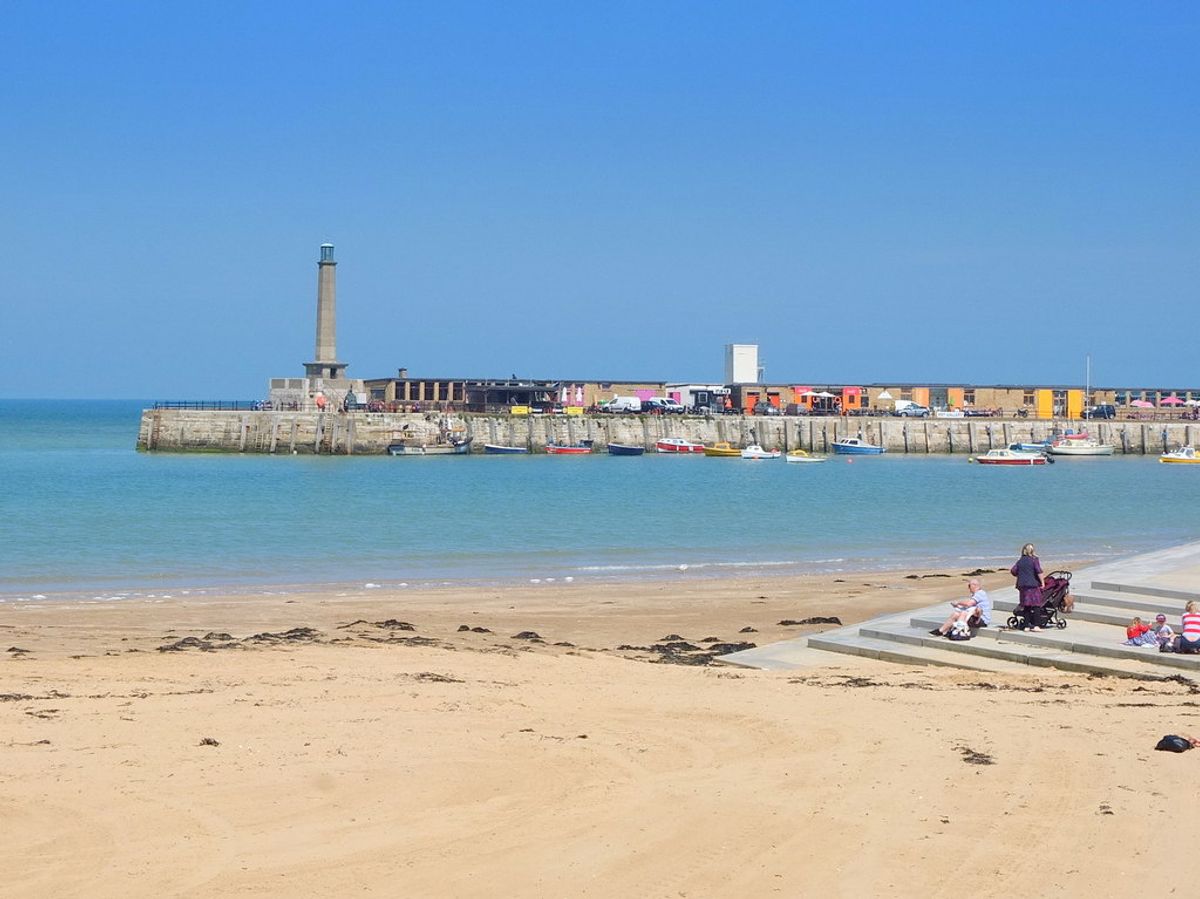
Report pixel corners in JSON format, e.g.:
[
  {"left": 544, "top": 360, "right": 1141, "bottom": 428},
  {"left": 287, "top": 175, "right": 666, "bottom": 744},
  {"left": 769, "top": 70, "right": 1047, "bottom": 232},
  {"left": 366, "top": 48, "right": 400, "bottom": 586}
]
[
  {"left": 483, "top": 443, "right": 529, "bottom": 454},
  {"left": 785, "top": 449, "right": 827, "bottom": 463},
  {"left": 740, "top": 444, "right": 781, "bottom": 460},
  {"left": 831, "top": 437, "right": 885, "bottom": 455},
  {"left": 971, "top": 448, "right": 1049, "bottom": 466},
  {"left": 703, "top": 441, "right": 742, "bottom": 458},
  {"left": 607, "top": 443, "right": 646, "bottom": 456},
  {"left": 387, "top": 438, "right": 473, "bottom": 456},
  {"left": 1047, "top": 435, "right": 1114, "bottom": 456},
  {"left": 1160, "top": 446, "right": 1200, "bottom": 464},
  {"left": 545, "top": 443, "right": 593, "bottom": 455},
  {"left": 655, "top": 437, "right": 706, "bottom": 454}
]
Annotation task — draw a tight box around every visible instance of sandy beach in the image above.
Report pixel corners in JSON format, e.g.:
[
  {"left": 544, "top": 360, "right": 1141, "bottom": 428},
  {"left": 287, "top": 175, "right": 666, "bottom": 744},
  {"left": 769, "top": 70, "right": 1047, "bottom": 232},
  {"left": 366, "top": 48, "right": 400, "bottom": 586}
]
[{"left": 3, "top": 566, "right": 1195, "bottom": 898}]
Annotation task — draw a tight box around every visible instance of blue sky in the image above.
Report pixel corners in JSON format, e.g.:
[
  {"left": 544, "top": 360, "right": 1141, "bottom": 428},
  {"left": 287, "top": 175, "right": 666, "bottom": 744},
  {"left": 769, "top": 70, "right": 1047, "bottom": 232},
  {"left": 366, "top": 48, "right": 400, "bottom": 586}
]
[{"left": 2, "top": 1, "right": 1196, "bottom": 398}]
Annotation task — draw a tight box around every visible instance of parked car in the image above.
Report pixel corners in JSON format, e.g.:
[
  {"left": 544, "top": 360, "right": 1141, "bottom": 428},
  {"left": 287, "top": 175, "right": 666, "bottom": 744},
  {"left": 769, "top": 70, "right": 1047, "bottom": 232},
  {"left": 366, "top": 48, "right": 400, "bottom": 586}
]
[
  {"left": 1083, "top": 404, "right": 1117, "bottom": 420},
  {"left": 643, "top": 397, "right": 685, "bottom": 414},
  {"left": 893, "top": 403, "right": 930, "bottom": 418}
]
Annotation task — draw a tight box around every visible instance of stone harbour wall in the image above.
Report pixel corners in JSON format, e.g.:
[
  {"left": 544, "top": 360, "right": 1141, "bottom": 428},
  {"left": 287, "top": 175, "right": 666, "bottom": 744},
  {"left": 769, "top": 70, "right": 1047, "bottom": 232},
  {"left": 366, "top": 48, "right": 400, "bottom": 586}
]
[{"left": 137, "top": 409, "right": 1200, "bottom": 455}]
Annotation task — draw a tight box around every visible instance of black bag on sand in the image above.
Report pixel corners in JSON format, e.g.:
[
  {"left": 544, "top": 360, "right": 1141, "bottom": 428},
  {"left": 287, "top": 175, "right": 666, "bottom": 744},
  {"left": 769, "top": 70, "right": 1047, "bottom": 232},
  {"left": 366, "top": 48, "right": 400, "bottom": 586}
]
[{"left": 1155, "top": 735, "right": 1193, "bottom": 753}]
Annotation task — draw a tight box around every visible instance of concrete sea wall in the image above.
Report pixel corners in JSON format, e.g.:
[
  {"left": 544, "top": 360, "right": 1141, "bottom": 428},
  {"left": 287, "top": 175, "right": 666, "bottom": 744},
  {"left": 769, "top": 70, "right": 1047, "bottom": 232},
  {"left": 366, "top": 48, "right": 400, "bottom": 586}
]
[{"left": 137, "top": 409, "right": 1200, "bottom": 455}]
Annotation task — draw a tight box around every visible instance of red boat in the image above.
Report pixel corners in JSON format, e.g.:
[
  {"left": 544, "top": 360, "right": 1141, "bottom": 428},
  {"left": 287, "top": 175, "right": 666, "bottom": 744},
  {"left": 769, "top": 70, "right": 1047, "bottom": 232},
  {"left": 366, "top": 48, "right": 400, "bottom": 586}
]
[
  {"left": 545, "top": 444, "right": 592, "bottom": 455},
  {"left": 655, "top": 438, "right": 705, "bottom": 454}
]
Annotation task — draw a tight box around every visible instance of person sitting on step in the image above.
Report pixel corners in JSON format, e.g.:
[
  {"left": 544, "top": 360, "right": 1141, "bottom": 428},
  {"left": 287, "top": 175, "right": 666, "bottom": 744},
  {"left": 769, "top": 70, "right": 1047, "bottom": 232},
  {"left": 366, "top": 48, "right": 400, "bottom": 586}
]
[{"left": 930, "top": 579, "right": 992, "bottom": 637}]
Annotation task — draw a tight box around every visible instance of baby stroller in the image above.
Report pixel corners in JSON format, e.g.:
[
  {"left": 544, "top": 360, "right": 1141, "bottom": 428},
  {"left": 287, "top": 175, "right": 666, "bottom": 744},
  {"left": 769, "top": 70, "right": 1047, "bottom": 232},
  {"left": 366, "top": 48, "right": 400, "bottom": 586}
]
[{"left": 1007, "top": 570, "right": 1072, "bottom": 631}]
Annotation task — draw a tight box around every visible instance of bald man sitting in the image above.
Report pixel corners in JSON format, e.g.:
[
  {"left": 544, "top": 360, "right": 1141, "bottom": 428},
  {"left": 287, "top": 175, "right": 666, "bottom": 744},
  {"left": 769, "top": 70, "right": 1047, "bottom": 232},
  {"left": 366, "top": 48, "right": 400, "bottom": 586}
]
[{"left": 930, "top": 579, "right": 992, "bottom": 637}]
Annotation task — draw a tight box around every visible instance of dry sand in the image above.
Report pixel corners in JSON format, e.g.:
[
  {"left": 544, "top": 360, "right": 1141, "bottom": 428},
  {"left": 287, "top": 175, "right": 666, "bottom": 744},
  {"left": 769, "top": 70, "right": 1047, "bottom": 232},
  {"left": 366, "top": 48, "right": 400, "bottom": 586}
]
[{"left": 1, "top": 566, "right": 1194, "bottom": 898}]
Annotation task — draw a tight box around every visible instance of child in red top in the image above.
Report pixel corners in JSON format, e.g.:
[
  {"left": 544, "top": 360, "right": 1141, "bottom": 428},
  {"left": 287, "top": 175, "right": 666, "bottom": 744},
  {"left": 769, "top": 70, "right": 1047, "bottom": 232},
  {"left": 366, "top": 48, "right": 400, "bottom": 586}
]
[{"left": 1124, "top": 617, "right": 1155, "bottom": 646}]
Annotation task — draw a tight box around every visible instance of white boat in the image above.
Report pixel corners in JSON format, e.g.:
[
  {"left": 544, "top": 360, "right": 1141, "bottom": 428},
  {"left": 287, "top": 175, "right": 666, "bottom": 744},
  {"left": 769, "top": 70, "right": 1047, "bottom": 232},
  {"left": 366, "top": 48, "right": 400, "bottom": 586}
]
[
  {"left": 831, "top": 437, "right": 885, "bottom": 455},
  {"left": 1160, "top": 446, "right": 1200, "bottom": 464},
  {"left": 387, "top": 438, "right": 472, "bottom": 456},
  {"left": 785, "top": 449, "right": 827, "bottom": 464},
  {"left": 971, "top": 448, "right": 1049, "bottom": 466},
  {"left": 740, "top": 444, "right": 781, "bottom": 460},
  {"left": 1047, "top": 435, "right": 1114, "bottom": 456}
]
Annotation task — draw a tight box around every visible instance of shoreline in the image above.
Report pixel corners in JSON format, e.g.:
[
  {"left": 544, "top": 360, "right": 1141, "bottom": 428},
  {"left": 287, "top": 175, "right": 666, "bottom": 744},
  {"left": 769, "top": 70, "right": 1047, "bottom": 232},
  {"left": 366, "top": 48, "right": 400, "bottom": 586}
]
[
  {"left": 0, "top": 562, "right": 1092, "bottom": 664},
  {"left": 0, "top": 552, "right": 1103, "bottom": 607}
]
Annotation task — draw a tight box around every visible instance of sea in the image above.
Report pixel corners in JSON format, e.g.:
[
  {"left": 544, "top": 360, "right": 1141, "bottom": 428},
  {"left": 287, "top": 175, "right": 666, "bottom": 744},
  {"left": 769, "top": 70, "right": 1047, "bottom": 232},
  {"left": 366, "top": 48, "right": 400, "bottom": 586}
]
[{"left": 1, "top": 399, "right": 1197, "bottom": 602}]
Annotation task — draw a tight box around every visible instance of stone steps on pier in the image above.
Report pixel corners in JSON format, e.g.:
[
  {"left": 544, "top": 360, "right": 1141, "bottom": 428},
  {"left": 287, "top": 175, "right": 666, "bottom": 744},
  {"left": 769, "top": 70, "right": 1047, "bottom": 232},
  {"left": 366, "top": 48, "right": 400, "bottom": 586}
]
[{"left": 719, "top": 544, "right": 1200, "bottom": 681}]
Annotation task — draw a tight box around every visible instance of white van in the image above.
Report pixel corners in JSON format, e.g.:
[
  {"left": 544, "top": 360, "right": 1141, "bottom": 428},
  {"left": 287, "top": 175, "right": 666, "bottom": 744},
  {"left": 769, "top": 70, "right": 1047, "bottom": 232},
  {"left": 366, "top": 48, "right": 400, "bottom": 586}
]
[{"left": 604, "top": 396, "right": 643, "bottom": 413}]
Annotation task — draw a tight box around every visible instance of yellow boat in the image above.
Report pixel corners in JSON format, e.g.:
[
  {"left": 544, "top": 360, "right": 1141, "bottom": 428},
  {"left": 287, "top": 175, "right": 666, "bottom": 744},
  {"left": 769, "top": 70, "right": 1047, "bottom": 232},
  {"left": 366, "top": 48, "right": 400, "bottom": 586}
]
[
  {"left": 1160, "top": 446, "right": 1200, "bottom": 464},
  {"left": 703, "top": 441, "right": 742, "bottom": 458}
]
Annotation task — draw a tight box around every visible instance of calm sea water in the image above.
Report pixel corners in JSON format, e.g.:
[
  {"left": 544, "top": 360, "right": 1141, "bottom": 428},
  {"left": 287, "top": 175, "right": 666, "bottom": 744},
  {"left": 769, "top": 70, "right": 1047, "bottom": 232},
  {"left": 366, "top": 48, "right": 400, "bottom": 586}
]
[{"left": 1, "top": 399, "right": 1197, "bottom": 600}]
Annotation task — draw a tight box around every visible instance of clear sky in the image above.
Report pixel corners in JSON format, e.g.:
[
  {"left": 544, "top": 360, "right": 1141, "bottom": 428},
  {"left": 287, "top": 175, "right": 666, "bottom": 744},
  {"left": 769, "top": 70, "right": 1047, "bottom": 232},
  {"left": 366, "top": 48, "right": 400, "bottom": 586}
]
[{"left": 3, "top": 1, "right": 1197, "bottom": 398}]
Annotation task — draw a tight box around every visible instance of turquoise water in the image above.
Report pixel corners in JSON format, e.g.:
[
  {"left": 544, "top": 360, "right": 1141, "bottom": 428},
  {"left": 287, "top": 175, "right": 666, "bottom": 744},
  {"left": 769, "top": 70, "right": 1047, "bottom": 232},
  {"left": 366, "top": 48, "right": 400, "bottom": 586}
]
[{"left": 1, "top": 399, "right": 1197, "bottom": 600}]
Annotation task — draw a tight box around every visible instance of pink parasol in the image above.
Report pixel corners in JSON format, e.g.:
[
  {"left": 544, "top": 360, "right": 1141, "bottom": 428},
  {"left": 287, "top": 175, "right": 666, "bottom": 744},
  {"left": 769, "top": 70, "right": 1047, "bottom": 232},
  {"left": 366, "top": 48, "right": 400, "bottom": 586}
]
[
  {"left": 1131, "top": 399, "right": 1154, "bottom": 408},
  {"left": 1160, "top": 395, "right": 1185, "bottom": 405}
]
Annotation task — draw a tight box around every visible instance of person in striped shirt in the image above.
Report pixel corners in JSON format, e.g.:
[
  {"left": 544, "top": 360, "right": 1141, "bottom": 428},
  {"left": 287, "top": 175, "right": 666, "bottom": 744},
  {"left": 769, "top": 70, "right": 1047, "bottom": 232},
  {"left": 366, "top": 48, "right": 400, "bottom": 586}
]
[{"left": 1178, "top": 601, "right": 1200, "bottom": 654}]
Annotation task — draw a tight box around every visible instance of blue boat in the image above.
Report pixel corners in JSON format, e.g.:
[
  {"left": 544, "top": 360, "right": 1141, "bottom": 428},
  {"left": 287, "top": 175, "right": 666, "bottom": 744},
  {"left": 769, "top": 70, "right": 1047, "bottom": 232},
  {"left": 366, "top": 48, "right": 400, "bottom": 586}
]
[
  {"left": 484, "top": 444, "right": 529, "bottom": 454},
  {"left": 607, "top": 443, "right": 646, "bottom": 456},
  {"left": 831, "top": 437, "right": 886, "bottom": 455}
]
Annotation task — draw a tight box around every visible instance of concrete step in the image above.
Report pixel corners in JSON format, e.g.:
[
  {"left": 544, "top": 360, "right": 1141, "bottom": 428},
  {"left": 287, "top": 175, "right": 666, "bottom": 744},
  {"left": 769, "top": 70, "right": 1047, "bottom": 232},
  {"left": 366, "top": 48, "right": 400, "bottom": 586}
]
[
  {"left": 857, "top": 619, "right": 1174, "bottom": 680},
  {"left": 1071, "top": 590, "right": 1187, "bottom": 616},
  {"left": 908, "top": 614, "right": 1200, "bottom": 673},
  {"left": 1092, "top": 581, "right": 1200, "bottom": 603},
  {"left": 803, "top": 632, "right": 1034, "bottom": 674},
  {"left": 992, "top": 598, "right": 1172, "bottom": 629}
]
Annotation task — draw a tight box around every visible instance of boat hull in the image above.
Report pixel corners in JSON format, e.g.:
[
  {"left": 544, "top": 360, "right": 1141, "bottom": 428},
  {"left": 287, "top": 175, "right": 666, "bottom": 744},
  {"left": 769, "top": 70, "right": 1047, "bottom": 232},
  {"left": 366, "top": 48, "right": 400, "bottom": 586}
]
[
  {"left": 387, "top": 439, "right": 472, "bottom": 456},
  {"left": 607, "top": 443, "right": 646, "bottom": 456},
  {"left": 656, "top": 439, "right": 705, "bottom": 454},
  {"left": 831, "top": 440, "right": 885, "bottom": 455},
  {"left": 974, "top": 455, "right": 1047, "bottom": 466},
  {"left": 785, "top": 452, "right": 827, "bottom": 463},
  {"left": 545, "top": 445, "right": 592, "bottom": 455},
  {"left": 1161, "top": 447, "right": 1200, "bottom": 464},
  {"left": 740, "top": 445, "right": 781, "bottom": 460},
  {"left": 703, "top": 442, "right": 741, "bottom": 457},
  {"left": 483, "top": 444, "right": 528, "bottom": 454},
  {"left": 1047, "top": 444, "right": 1115, "bottom": 456}
]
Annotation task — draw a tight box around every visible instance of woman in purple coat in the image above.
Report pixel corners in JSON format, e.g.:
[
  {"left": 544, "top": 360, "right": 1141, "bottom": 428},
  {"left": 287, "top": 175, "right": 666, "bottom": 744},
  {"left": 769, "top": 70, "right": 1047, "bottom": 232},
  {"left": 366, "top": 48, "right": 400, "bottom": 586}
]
[{"left": 1011, "top": 543, "right": 1045, "bottom": 631}]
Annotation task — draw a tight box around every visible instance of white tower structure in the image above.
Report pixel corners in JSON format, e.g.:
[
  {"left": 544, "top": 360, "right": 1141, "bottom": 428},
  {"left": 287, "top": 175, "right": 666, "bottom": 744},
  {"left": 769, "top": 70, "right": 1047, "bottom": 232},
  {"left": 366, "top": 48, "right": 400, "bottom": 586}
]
[{"left": 724, "top": 344, "right": 759, "bottom": 384}]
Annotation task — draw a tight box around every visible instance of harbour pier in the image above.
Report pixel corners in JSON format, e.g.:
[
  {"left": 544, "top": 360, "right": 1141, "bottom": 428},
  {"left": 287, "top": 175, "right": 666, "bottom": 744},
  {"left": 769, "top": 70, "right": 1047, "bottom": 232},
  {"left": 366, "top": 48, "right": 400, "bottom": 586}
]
[{"left": 136, "top": 408, "right": 1198, "bottom": 455}]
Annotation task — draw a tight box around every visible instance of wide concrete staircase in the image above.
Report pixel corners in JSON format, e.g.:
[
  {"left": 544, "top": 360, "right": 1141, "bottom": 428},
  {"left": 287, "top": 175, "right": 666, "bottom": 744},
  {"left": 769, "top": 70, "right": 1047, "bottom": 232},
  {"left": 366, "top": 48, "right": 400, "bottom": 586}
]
[{"left": 721, "top": 578, "right": 1200, "bottom": 680}]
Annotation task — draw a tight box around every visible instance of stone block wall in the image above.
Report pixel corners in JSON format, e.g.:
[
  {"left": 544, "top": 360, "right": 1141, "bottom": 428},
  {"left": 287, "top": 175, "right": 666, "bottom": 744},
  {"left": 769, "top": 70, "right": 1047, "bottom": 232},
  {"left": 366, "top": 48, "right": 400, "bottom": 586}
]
[{"left": 137, "top": 409, "right": 1200, "bottom": 456}]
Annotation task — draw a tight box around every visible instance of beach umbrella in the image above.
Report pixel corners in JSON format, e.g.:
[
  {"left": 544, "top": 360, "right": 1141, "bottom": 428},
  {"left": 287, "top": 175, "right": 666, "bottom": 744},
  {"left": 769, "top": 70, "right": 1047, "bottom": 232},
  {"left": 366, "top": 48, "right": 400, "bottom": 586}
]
[
  {"left": 1187, "top": 400, "right": 1200, "bottom": 407},
  {"left": 1161, "top": 395, "right": 1184, "bottom": 405},
  {"left": 575, "top": 385, "right": 584, "bottom": 404},
  {"left": 815, "top": 391, "right": 836, "bottom": 398},
  {"left": 878, "top": 390, "right": 893, "bottom": 400},
  {"left": 799, "top": 390, "right": 818, "bottom": 397},
  {"left": 1131, "top": 399, "right": 1154, "bottom": 408}
]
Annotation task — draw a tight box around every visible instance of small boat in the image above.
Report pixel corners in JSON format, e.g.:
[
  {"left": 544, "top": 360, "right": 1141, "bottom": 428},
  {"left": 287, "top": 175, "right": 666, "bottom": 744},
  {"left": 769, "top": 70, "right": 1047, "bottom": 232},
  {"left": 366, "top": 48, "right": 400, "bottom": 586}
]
[
  {"left": 703, "top": 441, "right": 742, "bottom": 458},
  {"left": 1160, "top": 446, "right": 1200, "bottom": 464},
  {"left": 483, "top": 444, "right": 529, "bottom": 454},
  {"left": 607, "top": 443, "right": 646, "bottom": 456},
  {"left": 971, "top": 448, "right": 1049, "bottom": 466},
  {"left": 387, "top": 438, "right": 473, "bottom": 456},
  {"left": 1047, "top": 435, "right": 1114, "bottom": 456},
  {"left": 656, "top": 437, "right": 705, "bottom": 454},
  {"left": 545, "top": 443, "right": 593, "bottom": 455},
  {"left": 785, "top": 449, "right": 828, "bottom": 464},
  {"left": 1014, "top": 439, "right": 1051, "bottom": 453},
  {"left": 740, "top": 444, "right": 781, "bottom": 460},
  {"left": 831, "top": 437, "right": 886, "bottom": 455}
]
